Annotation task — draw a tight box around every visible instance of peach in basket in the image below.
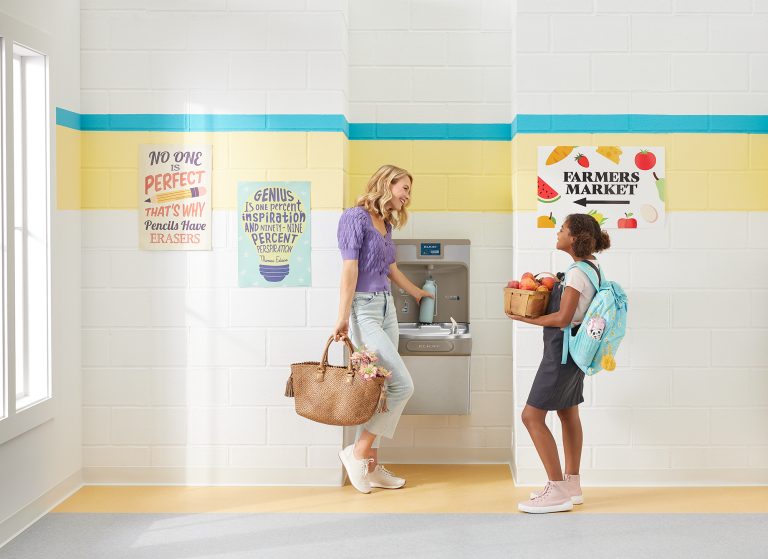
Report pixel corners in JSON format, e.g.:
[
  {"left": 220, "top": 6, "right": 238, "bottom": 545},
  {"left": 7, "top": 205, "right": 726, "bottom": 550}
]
[{"left": 503, "top": 272, "right": 558, "bottom": 318}]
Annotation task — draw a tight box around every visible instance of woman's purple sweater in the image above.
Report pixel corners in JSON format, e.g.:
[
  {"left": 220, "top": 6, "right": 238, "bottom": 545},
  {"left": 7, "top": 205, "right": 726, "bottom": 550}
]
[{"left": 337, "top": 206, "right": 396, "bottom": 292}]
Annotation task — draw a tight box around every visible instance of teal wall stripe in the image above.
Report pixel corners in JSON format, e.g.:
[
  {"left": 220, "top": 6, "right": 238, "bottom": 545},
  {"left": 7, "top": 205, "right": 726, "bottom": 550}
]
[
  {"left": 56, "top": 110, "right": 768, "bottom": 137},
  {"left": 56, "top": 108, "right": 81, "bottom": 130},
  {"left": 349, "top": 123, "right": 512, "bottom": 141},
  {"left": 514, "top": 114, "right": 768, "bottom": 134},
  {"left": 68, "top": 113, "right": 348, "bottom": 133}
]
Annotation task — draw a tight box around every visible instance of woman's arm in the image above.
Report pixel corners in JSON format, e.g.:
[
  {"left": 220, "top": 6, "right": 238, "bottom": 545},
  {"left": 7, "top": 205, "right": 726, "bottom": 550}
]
[
  {"left": 507, "top": 286, "right": 581, "bottom": 328},
  {"left": 387, "top": 262, "right": 433, "bottom": 302},
  {"left": 334, "top": 260, "right": 358, "bottom": 341}
]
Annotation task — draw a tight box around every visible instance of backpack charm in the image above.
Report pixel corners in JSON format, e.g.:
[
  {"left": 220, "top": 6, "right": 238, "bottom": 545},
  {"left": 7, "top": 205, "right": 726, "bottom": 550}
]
[
  {"left": 586, "top": 316, "right": 606, "bottom": 341},
  {"left": 600, "top": 344, "right": 616, "bottom": 371}
]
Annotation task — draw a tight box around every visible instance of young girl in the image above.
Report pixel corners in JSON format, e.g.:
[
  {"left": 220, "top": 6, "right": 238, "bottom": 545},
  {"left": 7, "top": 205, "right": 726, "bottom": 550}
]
[
  {"left": 508, "top": 213, "right": 611, "bottom": 514},
  {"left": 333, "top": 164, "right": 433, "bottom": 494}
]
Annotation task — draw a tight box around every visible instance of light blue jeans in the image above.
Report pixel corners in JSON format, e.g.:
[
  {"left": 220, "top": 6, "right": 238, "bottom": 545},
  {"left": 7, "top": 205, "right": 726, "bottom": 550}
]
[{"left": 349, "top": 291, "right": 414, "bottom": 449}]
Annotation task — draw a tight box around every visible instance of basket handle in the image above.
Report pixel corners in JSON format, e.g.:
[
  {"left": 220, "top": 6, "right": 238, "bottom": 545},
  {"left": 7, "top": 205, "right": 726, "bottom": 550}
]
[
  {"left": 318, "top": 335, "right": 355, "bottom": 374},
  {"left": 535, "top": 272, "right": 558, "bottom": 281}
]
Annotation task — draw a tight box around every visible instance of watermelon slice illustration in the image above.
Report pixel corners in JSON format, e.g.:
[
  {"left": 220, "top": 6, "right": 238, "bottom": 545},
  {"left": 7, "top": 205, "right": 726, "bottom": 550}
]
[{"left": 537, "top": 176, "right": 560, "bottom": 204}]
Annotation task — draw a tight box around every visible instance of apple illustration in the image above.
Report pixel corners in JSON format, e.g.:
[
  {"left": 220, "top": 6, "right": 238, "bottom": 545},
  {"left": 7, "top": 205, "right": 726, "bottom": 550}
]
[
  {"left": 635, "top": 150, "right": 656, "bottom": 171},
  {"left": 618, "top": 212, "right": 638, "bottom": 229}
]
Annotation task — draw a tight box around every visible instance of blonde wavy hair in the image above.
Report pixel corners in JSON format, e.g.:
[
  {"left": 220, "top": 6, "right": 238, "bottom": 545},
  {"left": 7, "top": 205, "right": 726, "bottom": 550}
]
[{"left": 356, "top": 164, "right": 413, "bottom": 229}]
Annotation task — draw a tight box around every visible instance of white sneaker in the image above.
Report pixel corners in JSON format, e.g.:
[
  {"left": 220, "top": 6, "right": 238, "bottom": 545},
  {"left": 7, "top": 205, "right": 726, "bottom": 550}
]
[
  {"left": 338, "top": 445, "right": 372, "bottom": 494},
  {"left": 529, "top": 474, "right": 583, "bottom": 504},
  {"left": 367, "top": 465, "right": 406, "bottom": 489}
]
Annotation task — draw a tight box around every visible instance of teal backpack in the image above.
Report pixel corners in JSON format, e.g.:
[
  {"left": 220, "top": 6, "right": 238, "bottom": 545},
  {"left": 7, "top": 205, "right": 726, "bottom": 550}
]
[{"left": 561, "top": 261, "right": 628, "bottom": 376}]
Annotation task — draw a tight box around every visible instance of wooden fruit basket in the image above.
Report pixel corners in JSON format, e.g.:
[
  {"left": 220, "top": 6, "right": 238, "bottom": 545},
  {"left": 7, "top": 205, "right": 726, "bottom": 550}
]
[
  {"left": 503, "top": 273, "right": 558, "bottom": 318},
  {"left": 504, "top": 288, "right": 549, "bottom": 318}
]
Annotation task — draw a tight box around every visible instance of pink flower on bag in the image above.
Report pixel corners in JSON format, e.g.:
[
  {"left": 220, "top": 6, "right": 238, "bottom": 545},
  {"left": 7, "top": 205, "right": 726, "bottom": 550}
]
[{"left": 350, "top": 345, "right": 392, "bottom": 380}]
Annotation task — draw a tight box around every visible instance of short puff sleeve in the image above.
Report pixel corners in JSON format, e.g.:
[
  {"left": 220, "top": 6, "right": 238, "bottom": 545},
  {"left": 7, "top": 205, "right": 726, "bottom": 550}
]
[
  {"left": 565, "top": 268, "right": 589, "bottom": 294},
  {"left": 337, "top": 207, "right": 367, "bottom": 260}
]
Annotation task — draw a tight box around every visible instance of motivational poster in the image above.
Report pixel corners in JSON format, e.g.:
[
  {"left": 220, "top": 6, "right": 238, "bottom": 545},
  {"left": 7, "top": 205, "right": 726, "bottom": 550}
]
[
  {"left": 139, "top": 145, "right": 212, "bottom": 250},
  {"left": 537, "top": 146, "right": 666, "bottom": 229},
  {"left": 238, "top": 181, "right": 311, "bottom": 287}
]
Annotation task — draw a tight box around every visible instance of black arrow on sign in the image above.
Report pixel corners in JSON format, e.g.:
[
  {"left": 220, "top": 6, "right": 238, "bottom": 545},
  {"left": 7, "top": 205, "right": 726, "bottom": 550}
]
[{"left": 574, "top": 198, "right": 630, "bottom": 207}]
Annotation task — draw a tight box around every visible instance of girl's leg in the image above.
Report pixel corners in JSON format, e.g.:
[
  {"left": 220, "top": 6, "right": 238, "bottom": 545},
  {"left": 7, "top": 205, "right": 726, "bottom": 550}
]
[
  {"left": 557, "top": 405, "right": 583, "bottom": 476},
  {"left": 521, "top": 404, "right": 563, "bottom": 481}
]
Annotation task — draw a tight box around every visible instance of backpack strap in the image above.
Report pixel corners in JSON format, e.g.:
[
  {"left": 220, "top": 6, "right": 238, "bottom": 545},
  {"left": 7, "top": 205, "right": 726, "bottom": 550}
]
[
  {"left": 572, "top": 260, "right": 601, "bottom": 290},
  {"left": 560, "top": 260, "right": 602, "bottom": 365},
  {"left": 561, "top": 325, "right": 571, "bottom": 365}
]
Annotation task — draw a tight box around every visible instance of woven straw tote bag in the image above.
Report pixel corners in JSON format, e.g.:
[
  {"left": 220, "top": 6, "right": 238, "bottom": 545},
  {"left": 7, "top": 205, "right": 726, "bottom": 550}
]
[{"left": 285, "top": 335, "right": 386, "bottom": 426}]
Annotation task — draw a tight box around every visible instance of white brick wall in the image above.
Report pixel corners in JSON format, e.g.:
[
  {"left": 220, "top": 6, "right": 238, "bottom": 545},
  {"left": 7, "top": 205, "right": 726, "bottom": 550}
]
[
  {"left": 515, "top": 5, "right": 768, "bottom": 115},
  {"left": 83, "top": 209, "right": 517, "bottom": 478},
  {"left": 81, "top": 4, "right": 349, "bottom": 115},
  {"left": 349, "top": 0, "right": 511, "bottom": 123},
  {"left": 77, "top": 1, "right": 768, "bottom": 485},
  {"left": 81, "top": 211, "right": 348, "bottom": 479},
  {"left": 513, "top": 211, "right": 768, "bottom": 485}
]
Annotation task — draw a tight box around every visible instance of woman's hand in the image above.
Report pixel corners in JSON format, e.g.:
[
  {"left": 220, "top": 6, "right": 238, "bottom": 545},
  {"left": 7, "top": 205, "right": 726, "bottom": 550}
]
[
  {"left": 333, "top": 318, "right": 349, "bottom": 342},
  {"left": 415, "top": 289, "right": 435, "bottom": 304}
]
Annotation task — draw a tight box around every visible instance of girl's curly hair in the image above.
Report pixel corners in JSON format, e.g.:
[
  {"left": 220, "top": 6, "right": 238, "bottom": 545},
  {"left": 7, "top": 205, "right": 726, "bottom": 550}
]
[{"left": 565, "top": 213, "right": 611, "bottom": 258}]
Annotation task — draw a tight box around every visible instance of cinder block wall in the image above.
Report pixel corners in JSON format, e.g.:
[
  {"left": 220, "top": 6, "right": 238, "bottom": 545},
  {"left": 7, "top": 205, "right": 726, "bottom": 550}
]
[
  {"left": 68, "top": 0, "right": 768, "bottom": 485},
  {"left": 511, "top": 0, "right": 768, "bottom": 485}
]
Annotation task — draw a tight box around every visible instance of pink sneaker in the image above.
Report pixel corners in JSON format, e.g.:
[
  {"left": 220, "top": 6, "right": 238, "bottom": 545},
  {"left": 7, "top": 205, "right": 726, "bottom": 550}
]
[
  {"left": 518, "top": 481, "right": 573, "bottom": 514},
  {"left": 529, "top": 474, "right": 583, "bottom": 505}
]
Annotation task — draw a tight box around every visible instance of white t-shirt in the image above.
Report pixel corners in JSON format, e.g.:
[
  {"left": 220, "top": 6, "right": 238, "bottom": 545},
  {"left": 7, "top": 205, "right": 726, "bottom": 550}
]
[{"left": 564, "top": 259, "right": 600, "bottom": 325}]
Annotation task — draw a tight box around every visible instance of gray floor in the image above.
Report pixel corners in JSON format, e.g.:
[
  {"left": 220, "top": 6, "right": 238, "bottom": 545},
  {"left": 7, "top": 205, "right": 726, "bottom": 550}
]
[{"left": 1, "top": 513, "right": 767, "bottom": 559}]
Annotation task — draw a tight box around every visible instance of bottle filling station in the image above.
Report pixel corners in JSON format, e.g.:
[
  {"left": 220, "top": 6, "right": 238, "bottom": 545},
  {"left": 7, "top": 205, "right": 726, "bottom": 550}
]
[{"left": 394, "top": 239, "right": 472, "bottom": 415}]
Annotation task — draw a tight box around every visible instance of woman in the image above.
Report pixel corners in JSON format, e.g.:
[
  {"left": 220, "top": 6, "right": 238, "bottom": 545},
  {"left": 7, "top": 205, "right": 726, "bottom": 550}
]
[{"left": 333, "top": 164, "right": 433, "bottom": 494}]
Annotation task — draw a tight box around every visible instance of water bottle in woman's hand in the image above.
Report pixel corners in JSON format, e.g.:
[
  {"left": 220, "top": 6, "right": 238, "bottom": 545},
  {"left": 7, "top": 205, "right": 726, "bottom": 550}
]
[{"left": 418, "top": 278, "right": 436, "bottom": 324}]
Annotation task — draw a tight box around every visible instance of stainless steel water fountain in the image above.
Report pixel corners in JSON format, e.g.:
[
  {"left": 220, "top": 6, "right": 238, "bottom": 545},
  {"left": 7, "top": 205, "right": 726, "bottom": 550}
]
[{"left": 394, "top": 239, "right": 471, "bottom": 415}]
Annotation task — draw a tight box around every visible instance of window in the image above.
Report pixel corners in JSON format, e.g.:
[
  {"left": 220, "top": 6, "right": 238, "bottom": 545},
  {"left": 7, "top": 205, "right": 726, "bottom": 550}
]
[
  {"left": 12, "top": 43, "right": 50, "bottom": 410},
  {"left": 0, "top": 31, "right": 52, "bottom": 442}
]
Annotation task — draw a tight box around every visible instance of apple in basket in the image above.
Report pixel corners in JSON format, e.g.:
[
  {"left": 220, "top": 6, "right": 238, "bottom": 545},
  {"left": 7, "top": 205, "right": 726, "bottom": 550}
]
[
  {"left": 520, "top": 277, "right": 538, "bottom": 291},
  {"left": 506, "top": 280, "right": 520, "bottom": 289}
]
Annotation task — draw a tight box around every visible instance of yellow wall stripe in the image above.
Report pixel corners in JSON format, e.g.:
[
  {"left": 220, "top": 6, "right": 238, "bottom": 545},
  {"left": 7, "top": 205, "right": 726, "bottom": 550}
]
[{"left": 58, "top": 129, "right": 767, "bottom": 212}]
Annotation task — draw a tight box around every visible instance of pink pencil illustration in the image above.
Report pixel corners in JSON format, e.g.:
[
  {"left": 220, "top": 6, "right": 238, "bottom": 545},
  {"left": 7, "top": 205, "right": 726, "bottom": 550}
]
[{"left": 145, "top": 186, "right": 207, "bottom": 204}]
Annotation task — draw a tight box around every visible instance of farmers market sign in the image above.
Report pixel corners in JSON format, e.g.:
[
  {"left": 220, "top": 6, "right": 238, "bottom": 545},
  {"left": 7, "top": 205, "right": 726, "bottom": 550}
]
[{"left": 536, "top": 146, "right": 665, "bottom": 229}]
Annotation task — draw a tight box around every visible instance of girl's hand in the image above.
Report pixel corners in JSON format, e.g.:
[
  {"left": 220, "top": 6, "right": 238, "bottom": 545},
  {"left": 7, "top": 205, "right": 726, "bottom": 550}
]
[
  {"left": 415, "top": 289, "right": 435, "bottom": 304},
  {"left": 505, "top": 312, "right": 521, "bottom": 321},
  {"left": 333, "top": 318, "right": 349, "bottom": 342}
]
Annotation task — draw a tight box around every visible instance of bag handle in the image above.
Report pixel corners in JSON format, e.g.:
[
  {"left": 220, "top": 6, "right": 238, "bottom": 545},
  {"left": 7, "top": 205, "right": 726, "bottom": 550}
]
[{"left": 317, "top": 335, "right": 356, "bottom": 381}]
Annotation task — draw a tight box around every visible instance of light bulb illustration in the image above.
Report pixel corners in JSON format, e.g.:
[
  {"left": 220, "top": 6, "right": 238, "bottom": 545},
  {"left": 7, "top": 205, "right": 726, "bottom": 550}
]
[{"left": 241, "top": 186, "right": 307, "bottom": 283}]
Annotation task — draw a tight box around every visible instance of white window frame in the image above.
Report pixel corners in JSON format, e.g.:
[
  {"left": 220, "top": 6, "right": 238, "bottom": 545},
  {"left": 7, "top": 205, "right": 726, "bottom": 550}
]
[{"left": 0, "top": 14, "right": 54, "bottom": 446}]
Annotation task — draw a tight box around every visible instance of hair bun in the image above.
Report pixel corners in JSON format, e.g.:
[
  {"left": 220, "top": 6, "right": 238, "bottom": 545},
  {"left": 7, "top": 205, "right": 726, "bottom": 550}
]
[{"left": 597, "top": 230, "right": 611, "bottom": 252}]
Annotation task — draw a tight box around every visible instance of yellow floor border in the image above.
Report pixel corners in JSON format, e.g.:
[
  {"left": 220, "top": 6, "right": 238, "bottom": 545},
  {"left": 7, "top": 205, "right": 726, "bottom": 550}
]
[{"left": 55, "top": 466, "right": 768, "bottom": 514}]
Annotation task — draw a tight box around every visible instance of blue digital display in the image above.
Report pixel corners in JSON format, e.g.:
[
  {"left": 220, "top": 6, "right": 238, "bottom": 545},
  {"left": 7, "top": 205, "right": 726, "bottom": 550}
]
[{"left": 420, "top": 242, "right": 441, "bottom": 256}]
